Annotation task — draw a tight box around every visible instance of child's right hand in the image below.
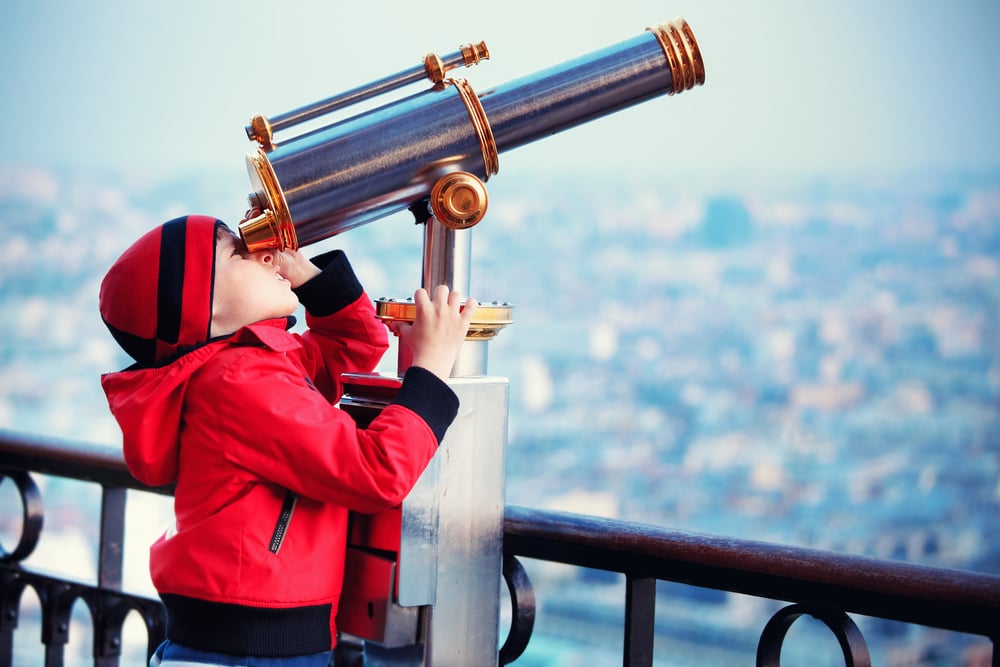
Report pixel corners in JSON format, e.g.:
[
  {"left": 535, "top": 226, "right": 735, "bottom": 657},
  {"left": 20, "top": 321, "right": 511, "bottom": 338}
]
[
  {"left": 390, "top": 286, "right": 477, "bottom": 381},
  {"left": 274, "top": 248, "right": 321, "bottom": 288}
]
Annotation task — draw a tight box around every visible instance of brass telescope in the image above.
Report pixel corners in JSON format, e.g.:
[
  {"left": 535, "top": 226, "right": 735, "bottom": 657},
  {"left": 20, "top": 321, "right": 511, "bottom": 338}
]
[{"left": 239, "top": 17, "right": 705, "bottom": 252}]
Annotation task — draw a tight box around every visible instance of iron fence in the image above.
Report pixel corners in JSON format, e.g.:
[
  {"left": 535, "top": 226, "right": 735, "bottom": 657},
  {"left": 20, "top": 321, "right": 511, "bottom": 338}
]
[{"left": 2, "top": 431, "right": 998, "bottom": 666}]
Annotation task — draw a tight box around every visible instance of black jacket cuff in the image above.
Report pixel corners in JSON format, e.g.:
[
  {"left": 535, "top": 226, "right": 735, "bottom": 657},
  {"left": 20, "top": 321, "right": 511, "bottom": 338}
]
[
  {"left": 393, "top": 366, "right": 459, "bottom": 444},
  {"left": 292, "top": 250, "right": 364, "bottom": 317}
]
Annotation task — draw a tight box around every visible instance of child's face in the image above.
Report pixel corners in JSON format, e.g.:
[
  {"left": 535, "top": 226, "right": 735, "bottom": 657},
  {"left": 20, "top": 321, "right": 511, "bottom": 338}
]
[{"left": 210, "top": 231, "right": 299, "bottom": 338}]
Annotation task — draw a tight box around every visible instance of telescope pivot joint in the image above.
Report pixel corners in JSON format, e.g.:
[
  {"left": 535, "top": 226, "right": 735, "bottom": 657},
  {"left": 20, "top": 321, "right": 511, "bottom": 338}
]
[{"left": 430, "top": 172, "right": 489, "bottom": 230}]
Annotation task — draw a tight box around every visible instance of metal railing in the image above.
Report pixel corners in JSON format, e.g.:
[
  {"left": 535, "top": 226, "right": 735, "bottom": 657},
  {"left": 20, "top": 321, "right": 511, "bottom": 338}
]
[
  {"left": 500, "top": 506, "right": 1000, "bottom": 666},
  {"left": 1, "top": 433, "right": 170, "bottom": 667},
  {"left": 2, "top": 430, "right": 998, "bottom": 666}
]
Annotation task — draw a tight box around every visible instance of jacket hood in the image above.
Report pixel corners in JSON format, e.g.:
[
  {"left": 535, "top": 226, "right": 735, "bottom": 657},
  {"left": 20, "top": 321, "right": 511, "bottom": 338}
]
[
  {"left": 102, "top": 319, "right": 296, "bottom": 487},
  {"left": 102, "top": 343, "right": 217, "bottom": 487}
]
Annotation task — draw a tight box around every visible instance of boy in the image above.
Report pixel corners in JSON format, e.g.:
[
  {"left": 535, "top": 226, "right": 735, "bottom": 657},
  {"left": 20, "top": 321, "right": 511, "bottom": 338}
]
[{"left": 99, "top": 214, "right": 475, "bottom": 666}]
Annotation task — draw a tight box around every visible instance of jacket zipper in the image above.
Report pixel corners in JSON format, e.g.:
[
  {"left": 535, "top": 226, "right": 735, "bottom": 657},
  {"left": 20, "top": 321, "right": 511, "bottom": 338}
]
[{"left": 269, "top": 491, "right": 297, "bottom": 554}]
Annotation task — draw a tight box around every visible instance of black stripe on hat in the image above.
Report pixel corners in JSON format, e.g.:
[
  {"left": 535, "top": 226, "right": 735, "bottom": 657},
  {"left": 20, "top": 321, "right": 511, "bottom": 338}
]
[
  {"left": 206, "top": 220, "right": 223, "bottom": 342},
  {"left": 157, "top": 218, "right": 186, "bottom": 344}
]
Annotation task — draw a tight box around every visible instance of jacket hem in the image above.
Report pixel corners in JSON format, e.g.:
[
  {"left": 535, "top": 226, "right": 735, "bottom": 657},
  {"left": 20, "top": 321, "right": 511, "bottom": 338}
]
[{"left": 161, "top": 593, "right": 333, "bottom": 657}]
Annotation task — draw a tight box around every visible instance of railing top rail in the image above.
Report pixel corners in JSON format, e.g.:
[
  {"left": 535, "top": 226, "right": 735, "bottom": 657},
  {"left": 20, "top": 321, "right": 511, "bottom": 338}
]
[
  {"left": 0, "top": 429, "right": 170, "bottom": 495},
  {"left": 504, "top": 504, "right": 1000, "bottom": 639}
]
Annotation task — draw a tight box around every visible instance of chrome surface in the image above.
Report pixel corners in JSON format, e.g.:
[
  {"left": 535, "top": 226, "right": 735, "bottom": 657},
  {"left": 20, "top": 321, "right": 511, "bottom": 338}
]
[
  {"left": 247, "top": 43, "right": 490, "bottom": 142},
  {"left": 479, "top": 22, "right": 700, "bottom": 155},
  {"left": 421, "top": 215, "right": 476, "bottom": 375},
  {"left": 422, "top": 216, "right": 472, "bottom": 297},
  {"left": 240, "top": 18, "right": 704, "bottom": 251},
  {"left": 409, "top": 377, "right": 509, "bottom": 665},
  {"left": 256, "top": 82, "right": 490, "bottom": 247},
  {"left": 450, "top": 340, "right": 489, "bottom": 378}
]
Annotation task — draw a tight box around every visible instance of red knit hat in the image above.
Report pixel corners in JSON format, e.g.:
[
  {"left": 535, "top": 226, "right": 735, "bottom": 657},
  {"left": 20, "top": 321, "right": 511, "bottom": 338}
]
[{"left": 100, "top": 215, "right": 225, "bottom": 366}]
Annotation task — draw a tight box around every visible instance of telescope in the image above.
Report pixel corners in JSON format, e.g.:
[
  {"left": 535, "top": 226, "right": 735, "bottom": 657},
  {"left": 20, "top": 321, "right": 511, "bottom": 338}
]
[
  {"left": 238, "top": 17, "right": 705, "bottom": 252},
  {"left": 238, "top": 18, "right": 704, "bottom": 665}
]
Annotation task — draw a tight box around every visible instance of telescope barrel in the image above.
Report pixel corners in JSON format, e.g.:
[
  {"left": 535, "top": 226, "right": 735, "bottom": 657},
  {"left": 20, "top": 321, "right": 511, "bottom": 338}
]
[
  {"left": 483, "top": 22, "right": 702, "bottom": 154},
  {"left": 240, "top": 18, "right": 704, "bottom": 251}
]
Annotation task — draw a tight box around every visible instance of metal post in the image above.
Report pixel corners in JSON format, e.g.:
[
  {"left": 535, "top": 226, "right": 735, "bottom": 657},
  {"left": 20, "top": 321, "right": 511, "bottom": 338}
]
[
  {"left": 412, "top": 210, "right": 507, "bottom": 665},
  {"left": 421, "top": 217, "right": 488, "bottom": 378},
  {"left": 624, "top": 576, "right": 656, "bottom": 666},
  {"left": 98, "top": 487, "right": 126, "bottom": 590}
]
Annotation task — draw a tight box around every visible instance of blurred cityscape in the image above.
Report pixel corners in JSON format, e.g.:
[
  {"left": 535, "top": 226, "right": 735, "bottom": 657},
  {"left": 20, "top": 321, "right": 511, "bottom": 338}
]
[{"left": 1, "top": 164, "right": 998, "bottom": 665}]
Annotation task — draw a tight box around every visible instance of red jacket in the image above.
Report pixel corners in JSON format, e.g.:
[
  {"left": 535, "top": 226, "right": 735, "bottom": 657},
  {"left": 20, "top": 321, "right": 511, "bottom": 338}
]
[{"left": 101, "top": 251, "right": 456, "bottom": 657}]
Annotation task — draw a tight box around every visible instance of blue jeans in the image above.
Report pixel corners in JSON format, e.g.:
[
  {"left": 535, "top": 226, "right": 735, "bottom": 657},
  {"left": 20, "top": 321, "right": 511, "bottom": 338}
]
[{"left": 150, "top": 640, "right": 332, "bottom": 667}]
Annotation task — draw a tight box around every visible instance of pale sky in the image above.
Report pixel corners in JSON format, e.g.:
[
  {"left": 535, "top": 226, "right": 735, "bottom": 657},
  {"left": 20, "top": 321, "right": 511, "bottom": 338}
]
[{"left": 2, "top": 0, "right": 998, "bottom": 181}]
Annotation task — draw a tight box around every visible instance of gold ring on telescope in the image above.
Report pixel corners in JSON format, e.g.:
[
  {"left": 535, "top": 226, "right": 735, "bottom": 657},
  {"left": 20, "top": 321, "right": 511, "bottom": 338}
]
[
  {"left": 240, "top": 148, "right": 298, "bottom": 251},
  {"left": 647, "top": 17, "right": 705, "bottom": 94},
  {"left": 451, "top": 78, "right": 499, "bottom": 178}
]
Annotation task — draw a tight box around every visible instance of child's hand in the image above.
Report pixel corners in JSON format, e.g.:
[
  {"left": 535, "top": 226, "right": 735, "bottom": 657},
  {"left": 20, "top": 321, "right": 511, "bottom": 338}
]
[
  {"left": 275, "top": 248, "right": 321, "bottom": 289},
  {"left": 391, "top": 286, "right": 478, "bottom": 381}
]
